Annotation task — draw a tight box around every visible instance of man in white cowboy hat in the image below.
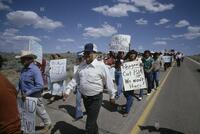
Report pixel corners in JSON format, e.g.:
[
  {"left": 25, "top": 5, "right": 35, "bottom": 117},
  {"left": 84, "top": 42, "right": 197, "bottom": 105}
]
[{"left": 16, "top": 50, "right": 52, "bottom": 133}]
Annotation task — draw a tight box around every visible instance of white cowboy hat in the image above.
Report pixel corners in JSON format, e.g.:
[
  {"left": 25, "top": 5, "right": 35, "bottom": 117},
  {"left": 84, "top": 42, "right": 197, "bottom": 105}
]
[{"left": 15, "top": 50, "right": 37, "bottom": 59}]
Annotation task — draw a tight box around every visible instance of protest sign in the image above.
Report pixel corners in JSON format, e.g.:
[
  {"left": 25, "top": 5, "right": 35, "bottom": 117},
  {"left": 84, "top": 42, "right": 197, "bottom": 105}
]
[
  {"left": 49, "top": 59, "right": 67, "bottom": 82},
  {"left": 51, "top": 81, "right": 66, "bottom": 96},
  {"left": 29, "top": 40, "right": 43, "bottom": 64},
  {"left": 18, "top": 97, "right": 38, "bottom": 134},
  {"left": 109, "top": 34, "right": 131, "bottom": 52},
  {"left": 121, "top": 61, "right": 146, "bottom": 91},
  {"left": 162, "top": 56, "right": 171, "bottom": 63}
]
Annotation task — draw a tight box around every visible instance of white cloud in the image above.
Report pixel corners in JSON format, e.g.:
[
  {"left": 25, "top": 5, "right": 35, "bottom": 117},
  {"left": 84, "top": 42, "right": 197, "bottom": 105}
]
[
  {"left": 92, "top": 3, "right": 140, "bottom": 17},
  {"left": 138, "top": 45, "right": 144, "bottom": 50},
  {"left": 42, "top": 35, "right": 50, "bottom": 39},
  {"left": 0, "top": 0, "right": 11, "bottom": 10},
  {"left": 188, "top": 26, "right": 200, "bottom": 33},
  {"left": 135, "top": 18, "right": 148, "bottom": 25},
  {"left": 57, "top": 38, "right": 75, "bottom": 43},
  {"left": 7, "top": 10, "right": 63, "bottom": 30},
  {"left": 1, "top": 28, "right": 41, "bottom": 45},
  {"left": 155, "top": 18, "right": 170, "bottom": 25},
  {"left": 3, "top": 28, "right": 19, "bottom": 36},
  {"left": 56, "top": 45, "right": 61, "bottom": 50},
  {"left": 40, "top": 7, "right": 45, "bottom": 12},
  {"left": 155, "top": 37, "right": 173, "bottom": 41},
  {"left": 117, "top": 23, "right": 122, "bottom": 28},
  {"left": 175, "top": 20, "right": 190, "bottom": 28},
  {"left": 172, "top": 26, "right": 200, "bottom": 40},
  {"left": 132, "top": 0, "right": 174, "bottom": 12},
  {"left": 117, "top": 0, "right": 130, "bottom": 3},
  {"left": 172, "top": 34, "right": 184, "bottom": 38},
  {"left": 77, "top": 23, "right": 83, "bottom": 28},
  {"left": 83, "top": 24, "right": 117, "bottom": 38},
  {"left": 13, "top": 35, "right": 41, "bottom": 42},
  {"left": 153, "top": 41, "right": 167, "bottom": 45}
]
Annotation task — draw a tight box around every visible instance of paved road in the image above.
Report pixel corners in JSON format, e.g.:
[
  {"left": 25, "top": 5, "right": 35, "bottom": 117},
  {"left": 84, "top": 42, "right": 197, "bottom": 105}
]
[
  {"left": 35, "top": 63, "right": 171, "bottom": 134},
  {"left": 139, "top": 58, "right": 200, "bottom": 134}
]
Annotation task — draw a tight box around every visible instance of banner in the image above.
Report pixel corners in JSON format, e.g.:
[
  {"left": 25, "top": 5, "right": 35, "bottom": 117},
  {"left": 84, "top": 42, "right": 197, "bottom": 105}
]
[
  {"left": 18, "top": 97, "right": 38, "bottom": 134},
  {"left": 29, "top": 40, "right": 43, "bottom": 64},
  {"left": 49, "top": 59, "right": 67, "bottom": 82},
  {"left": 109, "top": 34, "right": 131, "bottom": 52},
  {"left": 121, "top": 61, "right": 147, "bottom": 91},
  {"left": 162, "top": 56, "right": 171, "bottom": 63}
]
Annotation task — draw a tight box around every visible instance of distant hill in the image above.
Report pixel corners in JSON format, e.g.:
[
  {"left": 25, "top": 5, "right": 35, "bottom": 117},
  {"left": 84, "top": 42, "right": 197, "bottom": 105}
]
[{"left": 190, "top": 54, "right": 200, "bottom": 63}]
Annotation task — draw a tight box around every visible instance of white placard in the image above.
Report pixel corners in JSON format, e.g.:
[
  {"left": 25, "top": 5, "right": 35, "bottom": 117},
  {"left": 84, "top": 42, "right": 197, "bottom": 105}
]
[
  {"left": 51, "top": 81, "right": 66, "bottom": 96},
  {"left": 162, "top": 56, "right": 171, "bottom": 63},
  {"left": 18, "top": 97, "right": 38, "bottom": 134},
  {"left": 29, "top": 40, "right": 43, "bottom": 64},
  {"left": 50, "top": 59, "right": 67, "bottom": 82},
  {"left": 121, "top": 61, "right": 147, "bottom": 91},
  {"left": 109, "top": 34, "right": 131, "bottom": 52}
]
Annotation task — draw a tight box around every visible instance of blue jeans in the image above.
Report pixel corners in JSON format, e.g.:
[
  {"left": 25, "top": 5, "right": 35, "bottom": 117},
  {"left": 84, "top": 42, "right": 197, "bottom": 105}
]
[
  {"left": 123, "top": 91, "right": 134, "bottom": 113},
  {"left": 115, "top": 70, "right": 123, "bottom": 98},
  {"left": 75, "top": 88, "right": 83, "bottom": 118},
  {"left": 139, "top": 89, "right": 144, "bottom": 98},
  {"left": 145, "top": 72, "right": 153, "bottom": 93},
  {"left": 152, "top": 70, "right": 160, "bottom": 88}
]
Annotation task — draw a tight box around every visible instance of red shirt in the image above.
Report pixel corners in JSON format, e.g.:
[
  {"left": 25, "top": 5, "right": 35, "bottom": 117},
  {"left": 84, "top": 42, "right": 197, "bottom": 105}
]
[{"left": 0, "top": 73, "right": 21, "bottom": 134}]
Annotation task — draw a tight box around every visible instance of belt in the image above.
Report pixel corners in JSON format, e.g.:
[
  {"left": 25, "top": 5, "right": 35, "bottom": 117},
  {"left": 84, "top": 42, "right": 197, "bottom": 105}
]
[{"left": 81, "top": 92, "right": 102, "bottom": 99}]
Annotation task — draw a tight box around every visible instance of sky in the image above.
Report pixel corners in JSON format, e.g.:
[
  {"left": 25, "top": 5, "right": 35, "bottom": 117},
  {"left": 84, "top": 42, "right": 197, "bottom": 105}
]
[{"left": 0, "top": 0, "right": 200, "bottom": 55}]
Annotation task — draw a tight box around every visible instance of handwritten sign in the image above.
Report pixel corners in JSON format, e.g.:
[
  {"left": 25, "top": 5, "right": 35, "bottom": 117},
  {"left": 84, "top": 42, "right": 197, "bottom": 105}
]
[
  {"left": 29, "top": 40, "right": 43, "bottom": 64},
  {"left": 50, "top": 59, "right": 67, "bottom": 82},
  {"left": 109, "top": 34, "right": 131, "bottom": 52},
  {"left": 162, "top": 56, "right": 171, "bottom": 63},
  {"left": 18, "top": 97, "right": 37, "bottom": 134},
  {"left": 51, "top": 81, "right": 66, "bottom": 96},
  {"left": 121, "top": 61, "right": 147, "bottom": 91}
]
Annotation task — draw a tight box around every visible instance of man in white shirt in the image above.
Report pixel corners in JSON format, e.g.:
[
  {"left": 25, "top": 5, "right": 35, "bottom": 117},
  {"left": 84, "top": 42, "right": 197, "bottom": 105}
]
[{"left": 63, "top": 43, "right": 116, "bottom": 134}]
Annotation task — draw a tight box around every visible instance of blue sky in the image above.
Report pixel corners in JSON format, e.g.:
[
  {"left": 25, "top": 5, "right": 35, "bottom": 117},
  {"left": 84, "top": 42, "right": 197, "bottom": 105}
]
[{"left": 0, "top": 0, "right": 200, "bottom": 55}]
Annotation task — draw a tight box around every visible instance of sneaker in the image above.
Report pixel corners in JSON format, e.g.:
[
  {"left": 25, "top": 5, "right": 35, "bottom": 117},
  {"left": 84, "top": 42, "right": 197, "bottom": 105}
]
[
  {"left": 40, "top": 123, "right": 52, "bottom": 133},
  {"left": 147, "top": 93, "right": 150, "bottom": 96},
  {"left": 138, "top": 97, "right": 142, "bottom": 101},
  {"left": 50, "top": 96, "right": 55, "bottom": 102}
]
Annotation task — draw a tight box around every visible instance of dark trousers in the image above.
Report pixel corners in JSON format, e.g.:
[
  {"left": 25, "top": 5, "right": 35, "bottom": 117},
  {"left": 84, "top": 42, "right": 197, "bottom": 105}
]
[
  {"left": 123, "top": 91, "right": 134, "bottom": 113},
  {"left": 82, "top": 93, "right": 103, "bottom": 134},
  {"left": 145, "top": 72, "right": 153, "bottom": 93},
  {"left": 177, "top": 59, "right": 181, "bottom": 67}
]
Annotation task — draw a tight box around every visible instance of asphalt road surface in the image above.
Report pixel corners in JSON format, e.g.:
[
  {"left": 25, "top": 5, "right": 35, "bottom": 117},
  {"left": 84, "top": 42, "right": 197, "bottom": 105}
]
[{"left": 139, "top": 58, "right": 200, "bottom": 134}]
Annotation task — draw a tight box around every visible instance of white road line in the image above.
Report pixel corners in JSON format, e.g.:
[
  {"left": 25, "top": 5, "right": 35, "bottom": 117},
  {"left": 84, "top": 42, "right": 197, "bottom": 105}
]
[{"left": 186, "top": 57, "right": 200, "bottom": 66}]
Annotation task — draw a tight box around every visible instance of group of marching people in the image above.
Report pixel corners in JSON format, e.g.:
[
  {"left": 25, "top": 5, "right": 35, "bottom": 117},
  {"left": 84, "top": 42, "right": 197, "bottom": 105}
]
[
  {"left": 0, "top": 42, "right": 184, "bottom": 134},
  {"left": 162, "top": 51, "right": 184, "bottom": 71}
]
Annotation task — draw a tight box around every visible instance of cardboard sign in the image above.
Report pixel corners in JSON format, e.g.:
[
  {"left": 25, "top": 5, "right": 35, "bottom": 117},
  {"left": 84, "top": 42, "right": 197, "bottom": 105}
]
[
  {"left": 49, "top": 59, "right": 67, "bottom": 82},
  {"left": 109, "top": 34, "right": 131, "bottom": 52},
  {"left": 18, "top": 97, "right": 38, "bottom": 134},
  {"left": 121, "top": 61, "right": 147, "bottom": 91},
  {"left": 51, "top": 81, "right": 66, "bottom": 96},
  {"left": 162, "top": 56, "right": 171, "bottom": 63},
  {"left": 29, "top": 40, "right": 43, "bottom": 64}
]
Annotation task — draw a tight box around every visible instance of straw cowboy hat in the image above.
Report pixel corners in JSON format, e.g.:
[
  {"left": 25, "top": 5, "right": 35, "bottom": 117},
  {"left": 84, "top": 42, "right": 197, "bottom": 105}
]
[{"left": 15, "top": 50, "right": 37, "bottom": 59}]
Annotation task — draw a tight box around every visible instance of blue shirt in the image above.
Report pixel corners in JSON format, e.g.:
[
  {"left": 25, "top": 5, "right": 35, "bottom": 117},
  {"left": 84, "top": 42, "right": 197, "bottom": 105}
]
[{"left": 19, "top": 63, "right": 44, "bottom": 96}]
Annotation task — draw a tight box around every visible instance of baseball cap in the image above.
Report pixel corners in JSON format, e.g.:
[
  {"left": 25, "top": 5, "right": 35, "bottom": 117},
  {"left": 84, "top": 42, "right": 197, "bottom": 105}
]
[{"left": 84, "top": 43, "right": 97, "bottom": 52}]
